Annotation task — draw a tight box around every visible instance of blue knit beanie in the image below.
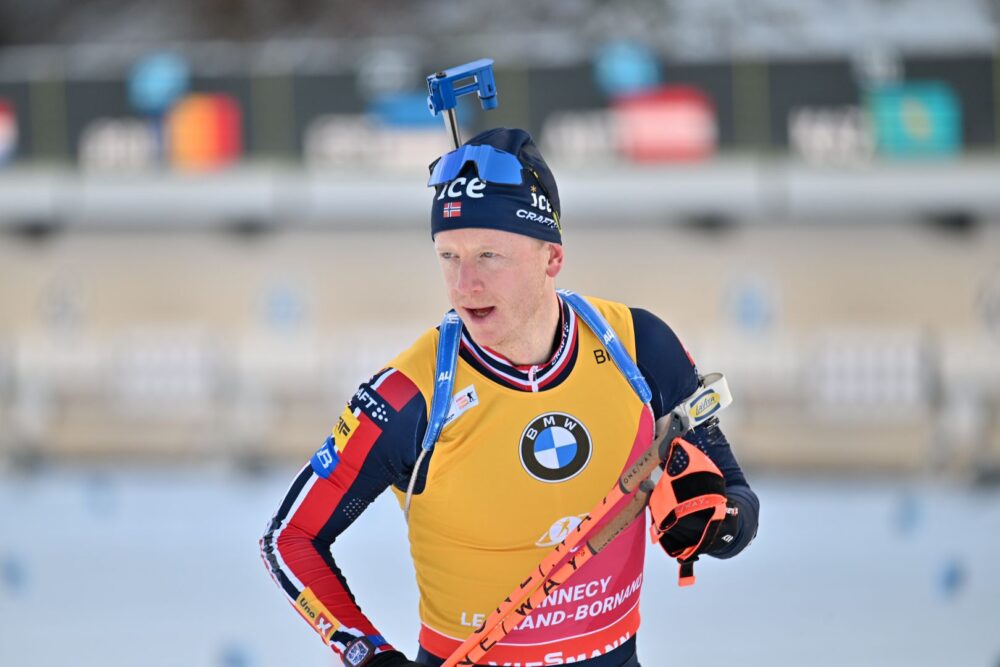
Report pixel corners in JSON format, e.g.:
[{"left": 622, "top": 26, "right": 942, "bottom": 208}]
[{"left": 429, "top": 128, "right": 561, "bottom": 244}]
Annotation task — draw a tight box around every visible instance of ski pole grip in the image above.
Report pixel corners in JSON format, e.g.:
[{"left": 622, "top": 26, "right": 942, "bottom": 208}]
[{"left": 426, "top": 59, "right": 498, "bottom": 115}]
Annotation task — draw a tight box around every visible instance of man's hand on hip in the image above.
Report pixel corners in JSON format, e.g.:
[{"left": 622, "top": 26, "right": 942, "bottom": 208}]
[{"left": 355, "top": 649, "right": 423, "bottom": 667}]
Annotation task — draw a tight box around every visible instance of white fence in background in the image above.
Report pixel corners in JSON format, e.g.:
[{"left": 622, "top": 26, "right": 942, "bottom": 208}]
[{"left": 1, "top": 326, "right": 998, "bottom": 472}]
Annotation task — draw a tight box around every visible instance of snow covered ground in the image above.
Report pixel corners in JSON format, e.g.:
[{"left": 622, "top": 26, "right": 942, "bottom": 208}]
[{"left": 1, "top": 466, "right": 997, "bottom": 667}]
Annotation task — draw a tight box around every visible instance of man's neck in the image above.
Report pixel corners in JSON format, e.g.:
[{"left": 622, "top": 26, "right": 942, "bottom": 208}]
[{"left": 485, "top": 291, "right": 561, "bottom": 367}]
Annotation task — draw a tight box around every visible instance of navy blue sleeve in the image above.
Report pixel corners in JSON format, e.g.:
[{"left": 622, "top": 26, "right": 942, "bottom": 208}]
[
  {"left": 308, "top": 369, "right": 430, "bottom": 535},
  {"left": 260, "top": 368, "right": 428, "bottom": 657},
  {"left": 630, "top": 307, "right": 759, "bottom": 559}
]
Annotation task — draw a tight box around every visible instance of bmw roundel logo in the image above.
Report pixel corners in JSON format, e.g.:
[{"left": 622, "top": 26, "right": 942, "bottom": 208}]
[{"left": 519, "top": 412, "right": 592, "bottom": 483}]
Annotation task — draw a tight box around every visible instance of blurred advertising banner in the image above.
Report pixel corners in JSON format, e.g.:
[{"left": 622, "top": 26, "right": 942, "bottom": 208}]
[
  {"left": 612, "top": 85, "right": 717, "bottom": 162},
  {"left": 166, "top": 93, "right": 243, "bottom": 169},
  {"left": 0, "top": 99, "right": 17, "bottom": 165},
  {"left": 304, "top": 91, "right": 450, "bottom": 169},
  {"left": 541, "top": 85, "right": 718, "bottom": 163},
  {"left": 79, "top": 119, "right": 159, "bottom": 171},
  {"left": 868, "top": 82, "right": 961, "bottom": 158},
  {"left": 788, "top": 106, "right": 875, "bottom": 165},
  {"left": 304, "top": 115, "right": 449, "bottom": 169},
  {"left": 1, "top": 51, "right": 995, "bottom": 167}
]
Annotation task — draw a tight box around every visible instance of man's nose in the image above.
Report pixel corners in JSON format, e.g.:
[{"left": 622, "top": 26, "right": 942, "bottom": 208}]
[{"left": 455, "top": 260, "right": 482, "bottom": 293}]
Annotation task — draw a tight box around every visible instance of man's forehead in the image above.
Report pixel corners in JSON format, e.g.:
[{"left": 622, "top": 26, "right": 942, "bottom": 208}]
[{"left": 433, "top": 227, "right": 541, "bottom": 251}]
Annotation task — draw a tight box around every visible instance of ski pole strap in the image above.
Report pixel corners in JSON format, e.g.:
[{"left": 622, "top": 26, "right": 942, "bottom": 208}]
[
  {"left": 558, "top": 289, "right": 653, "bottom": 405},
  {"left": 678, "top": 558, "right": 697, "bottom": 587},
  {"left": 420, "top": 310, "right": 463, "bottom": 453}
]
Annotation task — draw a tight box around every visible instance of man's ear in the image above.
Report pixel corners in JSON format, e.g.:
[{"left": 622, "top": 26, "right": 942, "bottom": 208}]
[{"left": 545, "top": 242, "right": 564, "bottom": 278}]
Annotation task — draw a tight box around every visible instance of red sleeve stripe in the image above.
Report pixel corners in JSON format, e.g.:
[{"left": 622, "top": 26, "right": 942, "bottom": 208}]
[
  {"left": 273, "top": 414, "right": 388, "bottom": 637},
  {"left": 286, "top": 414, "right": 382, "bottom": 536},
  {"left": 274, "top": 523, "right": 382, "bottom": 636},
  {"left": 370, "top": 368, "right": 420, "bottom": 411},
  {"left": 266, "top": 469, "right": 320, "bottom": 592}
]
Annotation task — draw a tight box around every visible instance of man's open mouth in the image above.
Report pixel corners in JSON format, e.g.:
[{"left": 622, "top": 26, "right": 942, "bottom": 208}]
[{"left": 466, "top": 307, "right": 495, "bottom": 319}]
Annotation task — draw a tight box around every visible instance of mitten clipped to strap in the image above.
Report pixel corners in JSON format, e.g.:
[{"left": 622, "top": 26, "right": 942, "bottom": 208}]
[{"left": 647, "top": 437, "right": 729, "bottom": 586}]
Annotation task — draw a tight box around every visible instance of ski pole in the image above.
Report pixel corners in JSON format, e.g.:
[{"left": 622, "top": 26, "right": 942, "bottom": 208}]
[{"left": 442, "top": 413, "right": 685, "bottom": 667}]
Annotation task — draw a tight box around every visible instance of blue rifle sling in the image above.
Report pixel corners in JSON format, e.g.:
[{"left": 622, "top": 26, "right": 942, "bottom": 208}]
[
  {"left": 558, "top": 289, "right": 653, "bottom": 405},
  {"left": 420, "top": 310, "right": 463, "bottom": 453}
]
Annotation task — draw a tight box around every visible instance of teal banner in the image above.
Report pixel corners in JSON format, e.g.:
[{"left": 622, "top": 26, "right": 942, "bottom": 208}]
[{"left": 868, "top": 82, "right": 961, "bottom": 157}]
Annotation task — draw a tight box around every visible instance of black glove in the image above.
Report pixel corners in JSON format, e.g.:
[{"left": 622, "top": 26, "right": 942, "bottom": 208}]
[
  {"left": 360, "top": 649, "right": 423, "bottom": 667},
  {"left": 648, "top": 437, "right": 733, "bottom": 584},
  {"left": 658, "top": 498, "right": 739, "bottom": 557}
]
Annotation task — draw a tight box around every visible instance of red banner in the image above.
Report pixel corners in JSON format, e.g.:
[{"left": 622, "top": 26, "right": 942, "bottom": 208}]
[
  {"left": 166, "top": 94, "right": 242, "bottom": 170},
  {"left": 613, "top": 86, "right": 717, "bottom": 162},
  {"left": 0, "top": 99, "right": 18, "bottom": 164}
]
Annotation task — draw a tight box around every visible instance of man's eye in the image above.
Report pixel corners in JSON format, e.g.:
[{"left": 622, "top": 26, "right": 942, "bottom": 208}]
[{"left": 481, "top": 252, "right": 496, "bottom": 259}]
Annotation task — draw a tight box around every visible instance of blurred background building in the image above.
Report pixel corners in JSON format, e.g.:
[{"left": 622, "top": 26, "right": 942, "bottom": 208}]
[{"left": 0, "top": 1, "right": 999, "bottom": 666}]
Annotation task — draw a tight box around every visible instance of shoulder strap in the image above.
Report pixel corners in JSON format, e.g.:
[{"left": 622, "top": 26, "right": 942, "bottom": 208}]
[
  {"left": 557, "top": 289, "right": 653, "bottom": 404},
  {"left": 422, "top": 293, "right": 652, "bottom": 454},
  {"left": 405, "top": 310, "right": 462, "bottom": 521},
  {"left": 420, "top": 310, "right": 463, "bottom": 453}
]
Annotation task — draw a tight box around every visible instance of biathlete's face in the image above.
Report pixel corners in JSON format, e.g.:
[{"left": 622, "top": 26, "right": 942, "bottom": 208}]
[{"left": 434, "top": 228, "right": 563, "bottom": 357}]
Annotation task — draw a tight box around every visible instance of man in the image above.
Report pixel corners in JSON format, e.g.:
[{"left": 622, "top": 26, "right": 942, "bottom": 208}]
[{"left": 260, "top": 128, "right": 759, "bottom": 667}]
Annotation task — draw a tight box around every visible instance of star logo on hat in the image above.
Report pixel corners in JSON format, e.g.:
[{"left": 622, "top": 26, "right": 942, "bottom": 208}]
[{"left": 530, "top": 185, "right": 537, "bottom": 193}]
